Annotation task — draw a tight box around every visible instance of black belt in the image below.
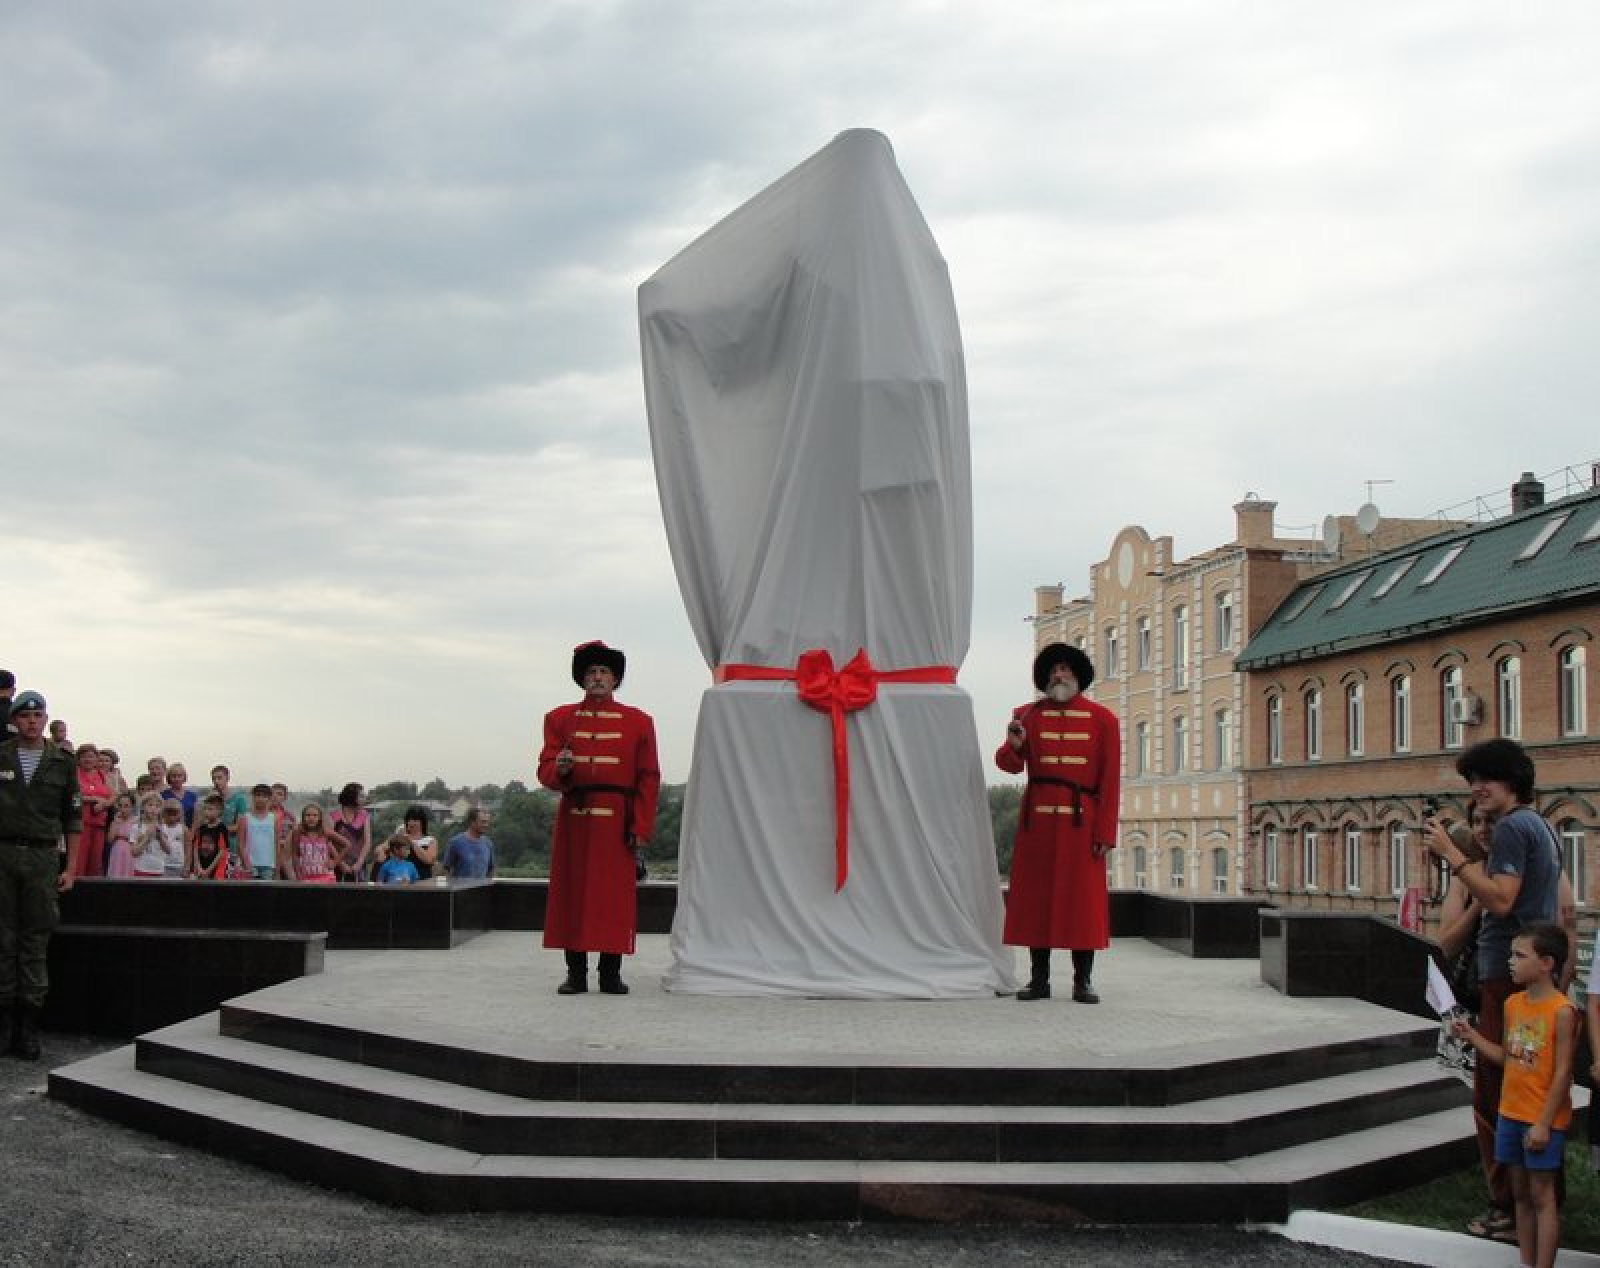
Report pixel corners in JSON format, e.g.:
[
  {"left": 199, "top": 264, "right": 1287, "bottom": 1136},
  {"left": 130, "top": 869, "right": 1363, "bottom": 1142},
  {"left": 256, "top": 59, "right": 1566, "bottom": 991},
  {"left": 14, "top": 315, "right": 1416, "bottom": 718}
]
[{"left": 1022, "top": 776, "right": 1098, "bottom": 829}]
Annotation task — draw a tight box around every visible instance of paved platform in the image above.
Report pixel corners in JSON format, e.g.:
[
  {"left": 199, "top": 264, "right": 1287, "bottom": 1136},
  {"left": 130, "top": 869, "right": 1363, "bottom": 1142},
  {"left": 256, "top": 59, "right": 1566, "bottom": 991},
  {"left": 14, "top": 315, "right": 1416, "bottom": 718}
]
[{"left": 264, "top": 932, "right": 1425, "bottom": 1068}]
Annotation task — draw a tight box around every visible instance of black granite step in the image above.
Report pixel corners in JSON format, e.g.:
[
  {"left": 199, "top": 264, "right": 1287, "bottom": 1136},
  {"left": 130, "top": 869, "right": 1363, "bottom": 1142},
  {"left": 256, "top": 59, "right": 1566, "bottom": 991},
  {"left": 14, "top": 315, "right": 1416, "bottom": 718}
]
[
  {"left": 135, "top": 1015, "right": 1465, "bottom": 1164},
  {"left": 49, "top": 1046, "right": 1474, "bottom": 1224},
  {"left": 216, "top": 997, "right": 1440, "bottom": 1108}
]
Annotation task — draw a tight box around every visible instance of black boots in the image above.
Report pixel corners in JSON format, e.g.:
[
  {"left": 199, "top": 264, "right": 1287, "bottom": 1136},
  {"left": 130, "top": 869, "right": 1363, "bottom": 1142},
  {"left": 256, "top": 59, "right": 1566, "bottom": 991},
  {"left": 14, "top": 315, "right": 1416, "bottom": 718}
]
[
  {"left": 1018, "top": 950, "right": 1101, "bottom": 1003},
  {"left": 597, "top": 952, "right": 628, "bottom": 996},
  {"left": 558, "top": 951, "right": 588, "bottom": 995},
  {"left": 559, "top": 952, "right": 628, "bottom": 996},
  {"left": 1071, "top": 950, "right": 1100, "bottom": 1004},
  {"left": 9, "top": 1004, "right": 41, "bottom": 1060},
  {"left": 1017, "top": 948, "right": 1051, "bottom": 1001}
]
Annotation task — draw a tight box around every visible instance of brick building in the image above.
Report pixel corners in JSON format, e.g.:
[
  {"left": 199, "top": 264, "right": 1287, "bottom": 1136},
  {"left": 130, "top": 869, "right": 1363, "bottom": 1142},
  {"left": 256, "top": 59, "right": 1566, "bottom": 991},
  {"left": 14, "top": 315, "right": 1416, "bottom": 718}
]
[
  {"left": 1031, "top": 496, "right": 1449, "bottom": 895},
  {"left": 1236, "top": 475, "right": 1600, "bottom": 923}
]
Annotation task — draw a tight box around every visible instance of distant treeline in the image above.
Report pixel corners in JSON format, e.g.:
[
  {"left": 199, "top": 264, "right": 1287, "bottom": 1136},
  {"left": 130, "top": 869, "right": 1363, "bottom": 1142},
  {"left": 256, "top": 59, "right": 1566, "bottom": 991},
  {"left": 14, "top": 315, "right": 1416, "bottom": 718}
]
[{"left": 331, "top": 780, "right": 1024, "bottom": 877}]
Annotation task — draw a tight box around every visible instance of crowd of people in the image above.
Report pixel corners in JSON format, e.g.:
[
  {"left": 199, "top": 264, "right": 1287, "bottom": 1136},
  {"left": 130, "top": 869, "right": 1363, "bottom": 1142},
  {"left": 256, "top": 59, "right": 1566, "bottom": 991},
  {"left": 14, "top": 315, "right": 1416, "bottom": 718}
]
[{"left": 51, "top": 731, "right": 494, "bottom": 887}]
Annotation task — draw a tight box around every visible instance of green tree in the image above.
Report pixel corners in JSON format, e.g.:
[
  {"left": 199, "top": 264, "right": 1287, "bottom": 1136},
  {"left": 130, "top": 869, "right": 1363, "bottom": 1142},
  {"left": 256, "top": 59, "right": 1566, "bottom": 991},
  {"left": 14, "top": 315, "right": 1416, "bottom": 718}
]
[
  {"left": 419, "top": 777, "right": 452, "bottom": 801},
  {"left": 370, "top": 780, "right": 418, "bottom": 803},
  {"left": 989, "top": 785, "right": 1022, "bottom": 875}
]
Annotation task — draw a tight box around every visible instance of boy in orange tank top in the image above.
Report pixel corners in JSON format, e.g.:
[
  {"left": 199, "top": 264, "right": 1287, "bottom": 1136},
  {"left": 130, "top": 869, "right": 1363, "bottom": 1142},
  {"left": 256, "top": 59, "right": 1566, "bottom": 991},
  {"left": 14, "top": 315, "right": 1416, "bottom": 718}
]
[{"left": 1455, "top": 922, "right": 1578, "bottom": 1268}]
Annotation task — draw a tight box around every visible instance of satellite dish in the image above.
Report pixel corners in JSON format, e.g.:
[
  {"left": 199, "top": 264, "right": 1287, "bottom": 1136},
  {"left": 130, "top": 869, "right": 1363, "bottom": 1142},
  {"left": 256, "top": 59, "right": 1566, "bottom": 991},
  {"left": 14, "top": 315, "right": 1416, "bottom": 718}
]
[
  {"left": 1321, "top": 515, "right": 1342, "bottom": 553},
  {"left": 1356, "top": 502, "right": 1381, "bottom": 535}
]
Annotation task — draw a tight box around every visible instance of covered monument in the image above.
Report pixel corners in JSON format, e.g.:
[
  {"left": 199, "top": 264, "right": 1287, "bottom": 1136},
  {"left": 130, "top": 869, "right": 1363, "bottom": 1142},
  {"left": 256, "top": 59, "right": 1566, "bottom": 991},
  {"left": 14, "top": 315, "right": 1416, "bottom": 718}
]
[{"left": 638, "top": 129, "right": 1016, "bottom": 998}]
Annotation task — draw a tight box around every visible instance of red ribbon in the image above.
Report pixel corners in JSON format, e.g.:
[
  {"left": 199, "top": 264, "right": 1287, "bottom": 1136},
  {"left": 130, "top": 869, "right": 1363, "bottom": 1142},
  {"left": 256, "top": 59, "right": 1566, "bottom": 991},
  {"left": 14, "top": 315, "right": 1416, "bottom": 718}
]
[{"left": 714, "top": 649, "right": 957, "bottom": 889}]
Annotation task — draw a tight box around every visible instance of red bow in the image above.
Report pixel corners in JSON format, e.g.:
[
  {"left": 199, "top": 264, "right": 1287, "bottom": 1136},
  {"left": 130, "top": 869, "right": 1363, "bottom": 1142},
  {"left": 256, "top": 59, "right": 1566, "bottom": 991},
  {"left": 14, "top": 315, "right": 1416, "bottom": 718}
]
[{"left": 716, "top": 650, "right": 956, "bottom": 889}]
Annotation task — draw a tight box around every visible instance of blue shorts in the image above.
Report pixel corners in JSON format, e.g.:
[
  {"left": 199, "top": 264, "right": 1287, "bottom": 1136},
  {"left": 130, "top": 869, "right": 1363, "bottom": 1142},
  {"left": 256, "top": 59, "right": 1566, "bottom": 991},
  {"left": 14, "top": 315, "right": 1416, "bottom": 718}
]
[
  {"left": 252, "top": 866, "right": 276, "bottom": 881},
  {"left": 1494, "top": 1115, "right": 1565, "bottom": 1170}
]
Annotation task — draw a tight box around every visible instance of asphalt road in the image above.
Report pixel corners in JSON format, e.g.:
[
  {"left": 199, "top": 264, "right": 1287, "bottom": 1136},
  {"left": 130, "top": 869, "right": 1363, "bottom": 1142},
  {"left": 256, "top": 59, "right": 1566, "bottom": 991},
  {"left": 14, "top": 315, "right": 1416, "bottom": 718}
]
[{"left": 2, "top": 1033, "right": 1405, "bottom": 1268}]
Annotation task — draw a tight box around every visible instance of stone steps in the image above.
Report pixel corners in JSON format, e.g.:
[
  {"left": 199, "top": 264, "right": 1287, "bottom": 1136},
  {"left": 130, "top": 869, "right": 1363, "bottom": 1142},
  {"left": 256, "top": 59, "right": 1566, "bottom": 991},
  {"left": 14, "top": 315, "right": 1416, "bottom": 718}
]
[{"left": 49, "top": 999, "right": 1476, "bottom": 1223}]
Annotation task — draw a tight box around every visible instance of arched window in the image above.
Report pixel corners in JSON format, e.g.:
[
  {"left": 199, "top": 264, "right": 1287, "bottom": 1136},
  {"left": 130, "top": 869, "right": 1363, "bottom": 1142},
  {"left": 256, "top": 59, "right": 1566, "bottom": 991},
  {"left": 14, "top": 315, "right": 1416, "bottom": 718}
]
[
  {"left": 1134, "top": 721, "right": 1150, "bottom": 776},
  {"left": 1497, "top": 657, "right": 1522, "bottom": 739},
  {"left": 1170, "top": 714, "right": 1188, "bottom": 773},
  {"left": 1391, "top": 674, "right": 1411, "bottom": 753},
  {"left": 1304, "top": 688, "right": 1322, "bottom": 761},
  {"left": 1301, "top": 827, "right": 1320, "bottom": 889},
  {"left": 1172, "top": 606, "right": 1190, "bottom": 689},
  {"left": 1169, "top": 847, "right": 1187, "bottom": 891},
  {"left": 1133, "top": 846, "right": 1149, "bottom": 890},
  {"left": 1103, "top": 624, "right": 1120, "bottom": 678},
  {"left": 1560, "top": 820, "right": 1586, "bottom": 907},
  {"left": 1213, "top": 706, "right": 1233, "bottom": 770},
  {"left": 1441, "top": 667, "right": 1465, "bottom": 749},
  {"left": 1214, "top": 590, "right": 1235, "bottom": 651},
  {"left": 1135, "top": 615, "right": 1152, "bottom": 671},
  {"left": 1389, "top": 825, "right": 1410, "bottom": 894},
  {"left": 1263, "top": 827, "right": 1281, "bottom": 889},
  {"left": 1343, "top": 826, "right": 1363, "bottom": 891},
  {"left": 1345, "top": 682, "right": 1364, "bottom": 756},
  {"left": 1267, "top": 695, "right": 1283, "bottom": 764},
  {"left": 1211, "top": 846, "right": 1230, "bottom": 894},
  {"left": 1560, "top": 646, "right": 1588, "bottom": 737}
]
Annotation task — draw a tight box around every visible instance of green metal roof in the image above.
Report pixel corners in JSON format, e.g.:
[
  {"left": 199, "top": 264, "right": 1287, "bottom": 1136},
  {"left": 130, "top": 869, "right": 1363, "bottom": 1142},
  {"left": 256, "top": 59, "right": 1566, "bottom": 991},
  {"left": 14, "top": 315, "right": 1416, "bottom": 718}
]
[{"left": 1236, "top": 487, "right": 1600, "bottom": 669}]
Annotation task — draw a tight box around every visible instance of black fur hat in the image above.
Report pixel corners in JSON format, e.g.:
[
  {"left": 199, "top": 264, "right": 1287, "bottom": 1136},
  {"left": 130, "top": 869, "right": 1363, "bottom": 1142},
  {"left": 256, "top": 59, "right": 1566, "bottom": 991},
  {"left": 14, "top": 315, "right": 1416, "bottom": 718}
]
[
  {"left": 571, "top": 640, "right": 626, "bottom": 688},
  {"left": 1032, "top": 643, "right": 1094, "bottom": 694}
]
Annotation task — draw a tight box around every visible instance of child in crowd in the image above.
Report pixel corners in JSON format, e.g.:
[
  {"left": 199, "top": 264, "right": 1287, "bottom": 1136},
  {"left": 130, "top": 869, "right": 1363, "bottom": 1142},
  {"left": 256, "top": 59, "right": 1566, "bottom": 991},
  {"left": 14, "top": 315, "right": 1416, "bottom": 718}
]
[
  {"left": 269, "top": 783, "right": 293, "bottom": 855},
  {"left": 188, "top": 794, "right": 230, "bottom": 880},
  {"left": 330, "top": 782, "right": 371, "bottom": 882},
  {"left": 104, "top": 792, "right": 137, "bottom": 879},
  {"left": 1454, "top": 923, "right": 1578, "bottom": 1268},
  {"left": 130, "top": 794, "right": 168, "bottom": 878},
  {"left": 375, "top": 834, "right": 420, "bottom": 886},
  {"left": 288, "top": 804, "right": 337, "bottom": 883},
  {"left": 155, "top": 799, "right": 189, "bottom": 876},
  {"left": 236, "top": 783, "right": 279, "bottom": 880}
]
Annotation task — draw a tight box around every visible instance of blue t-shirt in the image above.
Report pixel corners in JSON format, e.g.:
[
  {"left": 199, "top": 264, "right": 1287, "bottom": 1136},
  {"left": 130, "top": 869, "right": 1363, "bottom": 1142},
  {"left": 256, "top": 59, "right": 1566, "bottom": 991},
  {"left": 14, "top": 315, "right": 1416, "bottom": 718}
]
[
  {"left": 443, "top": 832, "right": 494, "bottom": 879},
  {"left": 376, "top": 858, "right": 420, "bottom": 886},
  {"left": 1477, "top": 805, "right": 1562, "bottom": 981}
]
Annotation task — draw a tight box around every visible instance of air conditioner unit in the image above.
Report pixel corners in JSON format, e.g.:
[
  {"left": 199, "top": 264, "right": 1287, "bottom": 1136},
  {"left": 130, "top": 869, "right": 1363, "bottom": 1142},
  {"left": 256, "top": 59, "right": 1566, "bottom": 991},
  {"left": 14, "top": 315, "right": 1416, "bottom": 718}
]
[{"left": 1449, "top": 695, "right": 1483, "bottom": 726}]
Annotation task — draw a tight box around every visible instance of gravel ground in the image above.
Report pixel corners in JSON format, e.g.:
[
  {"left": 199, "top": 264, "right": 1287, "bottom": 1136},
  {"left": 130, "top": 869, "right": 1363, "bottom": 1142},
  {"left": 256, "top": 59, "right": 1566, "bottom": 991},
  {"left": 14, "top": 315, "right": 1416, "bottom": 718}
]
[{"left": 0, "top": 1034, "right": 1409, "bottom": 1268}]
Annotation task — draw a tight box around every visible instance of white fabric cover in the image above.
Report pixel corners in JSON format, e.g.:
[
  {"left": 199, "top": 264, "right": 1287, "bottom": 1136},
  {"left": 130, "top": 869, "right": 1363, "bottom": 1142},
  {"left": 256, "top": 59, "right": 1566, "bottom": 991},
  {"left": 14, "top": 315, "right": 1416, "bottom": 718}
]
[{"left": 639, "top": 129, "right": 1016, "bottom": 998}]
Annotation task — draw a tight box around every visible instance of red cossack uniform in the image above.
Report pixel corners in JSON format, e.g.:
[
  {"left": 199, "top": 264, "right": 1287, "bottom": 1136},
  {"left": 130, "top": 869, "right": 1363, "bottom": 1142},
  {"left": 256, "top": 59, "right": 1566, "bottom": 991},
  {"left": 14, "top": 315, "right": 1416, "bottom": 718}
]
[
  {"left": 995, "top": 695, "right": 1121, "bottom": 950},
  {"left": 537, "top": 700, "right": 660, "bottom": 954}
]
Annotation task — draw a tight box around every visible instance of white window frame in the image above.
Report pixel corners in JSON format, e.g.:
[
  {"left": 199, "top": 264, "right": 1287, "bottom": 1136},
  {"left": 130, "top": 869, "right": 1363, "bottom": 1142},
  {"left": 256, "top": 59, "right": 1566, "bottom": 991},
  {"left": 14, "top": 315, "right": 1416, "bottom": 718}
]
[
  {"left": 1560, "top": 646, "right": 1587, "bottom": 737},
  {"left": 1389, "top": 826, "right": 1409, "bottom": 894},
  {"left": 1264, "top": 828, "right": 1280, "bottom": 890},
  {"left": 1173, "top": 605, "right": 1189, "bottom": 689},
  {"left": 1391, "top": 675, "right": 1411, "bottom": 753},
  {"left": 1103, "top": 624, "right": 1120, "bottom": 678},
  {"left": 1345, "top": 682, "right": 1364, "bottom": 756},
  {"left": 1343, "top": 826, "right": 1362, "bottom": 892},
  {"left": 1213, "top": 706, "right": 1233, "bottom": 770},
  {"left": 1134, "top": 721, "right": 1150, "bottom": 776},
  {"left": 1305, "top": 689, "right": 1322, "bottom": 762},
  {"left": 1215, "top": 590, "right": 1234, "bottom": 651},
  {"left": 1442, "top": 667, "right": 1465, "bottom": 749},
  {"left": 1561, "top": 822, "right": 1585, "bottom": 907},
  {"left": 1169, "top": 847, "right": 1186, "bottom": 892},
  {"left": 1171, "top": 713, "right": 1188, "bottom": 773},
  {"left": 1211, "top": 846, "right": 1229, "bottom": 894},
  {"left": 1301, "top": 828, "right": 1319, "bottom": 890},
  {"left": 1497, "top": 656, "right": 1522, "bottom": 740},
  {"left": 1267, "top": 695, "right": 1283, "bottom": 765},
  {"left": 1133, "top": 845, "right": 1149, "bottom": 891},
  {"left": 1135, "top": 616, "right": 1152, "bottom": 671}
]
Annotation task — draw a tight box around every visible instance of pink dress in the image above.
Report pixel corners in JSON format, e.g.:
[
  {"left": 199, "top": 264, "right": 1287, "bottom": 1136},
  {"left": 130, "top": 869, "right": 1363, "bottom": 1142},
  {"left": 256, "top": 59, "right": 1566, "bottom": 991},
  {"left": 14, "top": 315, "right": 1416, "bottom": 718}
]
[{"left": 104, "top": 813, "right": 137, "bottom": 878}]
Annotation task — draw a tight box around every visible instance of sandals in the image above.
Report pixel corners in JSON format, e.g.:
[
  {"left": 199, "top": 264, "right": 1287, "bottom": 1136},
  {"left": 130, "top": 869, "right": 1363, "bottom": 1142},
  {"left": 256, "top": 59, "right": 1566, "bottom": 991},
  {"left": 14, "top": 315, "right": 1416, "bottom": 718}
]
[{"left": 1466, "top": 1208, "right": 1516, "bottom": 1242}]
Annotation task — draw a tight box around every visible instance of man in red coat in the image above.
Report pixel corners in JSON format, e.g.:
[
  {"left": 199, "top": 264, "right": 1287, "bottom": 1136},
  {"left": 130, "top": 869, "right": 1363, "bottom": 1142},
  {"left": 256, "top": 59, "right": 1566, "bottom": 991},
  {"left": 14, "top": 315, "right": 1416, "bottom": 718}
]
[
  {"left": 538, "top": 641, "right": 661, "bottom": 996},
  {"left": 996, "top": 643, "right": 1121, "bottom": 1003}
]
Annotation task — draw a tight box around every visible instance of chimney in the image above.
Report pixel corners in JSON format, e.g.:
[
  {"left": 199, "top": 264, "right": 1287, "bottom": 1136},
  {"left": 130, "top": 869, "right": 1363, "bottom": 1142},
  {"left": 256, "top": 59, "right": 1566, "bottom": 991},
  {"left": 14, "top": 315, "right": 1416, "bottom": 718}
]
[
  {"left": 1510, "top": 471, "right": 1545, "bottom": 514},
  {"left": 1034, "top": 584, "right": 1064, "bottom": 618},
  {"left": 1234, "top": 495, "right": 1278, "bottom": 548}
]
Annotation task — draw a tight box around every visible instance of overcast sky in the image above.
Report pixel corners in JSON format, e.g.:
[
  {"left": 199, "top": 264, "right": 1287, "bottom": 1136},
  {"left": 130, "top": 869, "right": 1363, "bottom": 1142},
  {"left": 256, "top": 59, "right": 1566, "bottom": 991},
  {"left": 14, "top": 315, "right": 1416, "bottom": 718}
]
[{"left": 4, "top": 2, "right": 1597, "bottom": 789}]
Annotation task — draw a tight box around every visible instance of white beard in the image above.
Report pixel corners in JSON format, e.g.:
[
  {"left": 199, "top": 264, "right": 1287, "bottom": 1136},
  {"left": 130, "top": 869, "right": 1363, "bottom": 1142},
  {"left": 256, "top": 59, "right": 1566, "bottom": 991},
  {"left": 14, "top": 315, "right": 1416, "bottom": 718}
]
[{"left": 1047, "top": 682, "right": 1078, "bottom": 704}]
